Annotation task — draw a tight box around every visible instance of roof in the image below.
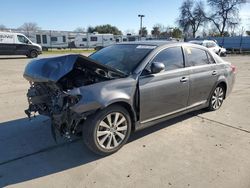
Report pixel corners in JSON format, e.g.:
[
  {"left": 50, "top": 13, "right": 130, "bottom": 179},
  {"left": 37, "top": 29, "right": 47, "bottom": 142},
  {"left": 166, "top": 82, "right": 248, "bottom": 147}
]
[{"left": 119, "top": 40, "right": 177, "bottom": 46}]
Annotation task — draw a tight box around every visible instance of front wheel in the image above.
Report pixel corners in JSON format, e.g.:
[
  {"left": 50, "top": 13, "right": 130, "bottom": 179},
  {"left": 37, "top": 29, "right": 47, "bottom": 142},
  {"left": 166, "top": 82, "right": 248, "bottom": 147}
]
[
  {"left": 208, "top": 85, "right": 225, "bottom": 111},
  {"left": 28, "top": 50, "right": 38, "bottom": 58},
  {"left": 82, "top": 105, "right": 132, "bottom": 155}
]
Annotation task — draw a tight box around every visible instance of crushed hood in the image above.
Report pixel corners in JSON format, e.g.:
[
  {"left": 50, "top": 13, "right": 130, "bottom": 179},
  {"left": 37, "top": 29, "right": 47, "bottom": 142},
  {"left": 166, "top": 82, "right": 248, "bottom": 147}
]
[{"left": 23, "top": 54, "right": 125, "bottom": 82}]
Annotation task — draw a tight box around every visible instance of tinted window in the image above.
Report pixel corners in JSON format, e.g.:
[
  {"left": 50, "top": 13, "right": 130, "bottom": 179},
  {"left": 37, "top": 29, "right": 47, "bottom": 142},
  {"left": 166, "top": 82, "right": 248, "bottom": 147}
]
[
  {"left": 63, "top": 36, "right": 66, "bottom": 43},
  {"left": 36, "top": 35, "right": 41, "bottom": 44},
  {"left": 152, "top": 47, "right": 184, "bottom": 71},
  {"left": 42, "top": 35, "right": 47, "bottom": 44},
  {"left": 207, "top": 52, "right": 215, "bottom": 64},
  {"left": 90, "top": 37, "right": 97, "bottom": 41},
  {"left": 51, "top": 37, "right": 57, "bottom": 42},
  {"left": 185, "top": 47, "right": 209, "bottom": 66},
  {"left": 82, "top": 38, "right": 87, "bottom": 42},
  {"left": 17, "top": 35, "right": 29, "bottom": 44}
]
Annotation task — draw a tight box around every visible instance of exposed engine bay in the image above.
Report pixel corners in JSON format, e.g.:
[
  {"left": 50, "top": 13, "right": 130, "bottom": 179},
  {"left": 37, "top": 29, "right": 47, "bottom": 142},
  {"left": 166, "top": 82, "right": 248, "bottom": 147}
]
[{"left": 24, "top": 55, "right": 124, "bottom": 140}]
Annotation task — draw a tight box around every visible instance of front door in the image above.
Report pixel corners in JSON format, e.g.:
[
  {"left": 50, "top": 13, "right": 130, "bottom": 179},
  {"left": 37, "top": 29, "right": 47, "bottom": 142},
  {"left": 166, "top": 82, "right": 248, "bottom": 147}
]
[
  {"left": 15, "top": 35, "right": 30, "bottom": 55},
  {"left": 139, "top": 46, "right": 190, "bottom": 123}
]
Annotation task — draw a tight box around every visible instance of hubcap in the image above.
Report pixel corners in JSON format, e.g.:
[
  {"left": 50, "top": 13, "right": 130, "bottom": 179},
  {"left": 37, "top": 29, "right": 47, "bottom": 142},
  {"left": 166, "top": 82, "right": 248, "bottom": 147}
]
[
  {"left": 96, "top": 112, "right": 128, "bottom": 149},
  {"left": 211, "top": 87, "right": 224, "bottom": 110}
]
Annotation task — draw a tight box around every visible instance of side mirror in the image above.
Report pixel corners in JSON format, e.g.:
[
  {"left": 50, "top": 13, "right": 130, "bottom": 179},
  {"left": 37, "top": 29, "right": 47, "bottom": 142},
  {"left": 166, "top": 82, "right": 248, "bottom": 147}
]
[{"left": 150, "top": 62, "right": 165, "bottom": 74}]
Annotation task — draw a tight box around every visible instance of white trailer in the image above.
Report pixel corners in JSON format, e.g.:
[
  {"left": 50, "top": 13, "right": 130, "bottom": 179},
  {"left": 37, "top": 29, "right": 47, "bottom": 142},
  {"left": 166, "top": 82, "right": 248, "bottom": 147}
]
[
  {"left": 74, "top": 33, "right": 115, "bottom": 48},
  {"left": 17, "top": 30, "right": 72, "bottom": 49}
]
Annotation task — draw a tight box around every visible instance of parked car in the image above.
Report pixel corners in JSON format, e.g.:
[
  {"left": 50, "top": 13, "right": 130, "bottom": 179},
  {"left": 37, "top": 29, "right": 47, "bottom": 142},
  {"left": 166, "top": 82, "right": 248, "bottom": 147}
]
[
  {"left": 189, "top": 40, "right": 227, "bottom": 57},
  {"left": 0, "top": 31, "right": 42, "bottom": 58},
  {"left": 23, "top": 41, "right": 236, "bottom": 155}
]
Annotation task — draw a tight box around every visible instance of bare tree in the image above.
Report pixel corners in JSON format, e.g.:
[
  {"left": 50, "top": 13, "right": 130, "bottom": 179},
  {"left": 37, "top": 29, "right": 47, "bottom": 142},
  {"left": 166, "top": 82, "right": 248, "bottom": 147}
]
[
  {"left": 19, "top": 22, "right": 40, "bottom": 37},
  {"left": 178, "top": 0, "right": 206, "bottom": 38},
  {"left": 205, "top": 0, "right": 246, "bottom": 36},
  {"left": 74, "top": 27, "right": 85, "bottom": 33},
  {"left": 0, "top": 24, "right": 6, "bottom": 30}
]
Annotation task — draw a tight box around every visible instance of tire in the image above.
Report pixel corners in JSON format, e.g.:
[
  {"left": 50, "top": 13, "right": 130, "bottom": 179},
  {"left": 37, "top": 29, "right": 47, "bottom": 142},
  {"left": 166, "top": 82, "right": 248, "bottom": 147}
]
[
  {"left": 208, "top": 85, "right": 225, "bottom": 111},
  {"left": 28, "top": 50, "right": 38, "bottom": 58},
  {"left": 82, "top": 105, "right": 132, "bottom": 155}
]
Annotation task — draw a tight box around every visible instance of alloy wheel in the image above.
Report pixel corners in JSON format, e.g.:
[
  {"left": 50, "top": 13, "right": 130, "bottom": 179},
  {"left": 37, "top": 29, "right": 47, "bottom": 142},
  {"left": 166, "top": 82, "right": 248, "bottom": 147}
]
[
  {"left": 96, "top": 112, "right": 128, "bottom": 149},
  {"left": 211, "top": 87, "right": 224, "bottom": 110}
]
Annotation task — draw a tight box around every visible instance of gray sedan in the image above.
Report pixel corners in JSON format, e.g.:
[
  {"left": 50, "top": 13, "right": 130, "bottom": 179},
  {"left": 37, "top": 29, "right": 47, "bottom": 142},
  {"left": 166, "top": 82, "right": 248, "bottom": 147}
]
[{"left": 23, "top": 41, "right": 236, "bottom": 155}]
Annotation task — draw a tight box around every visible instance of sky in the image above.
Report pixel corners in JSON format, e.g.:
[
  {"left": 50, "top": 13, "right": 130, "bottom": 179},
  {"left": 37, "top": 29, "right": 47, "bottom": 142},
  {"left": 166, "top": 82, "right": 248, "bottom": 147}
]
[{"left": 0, "top": 0, "right": 249, "bottom": 33}]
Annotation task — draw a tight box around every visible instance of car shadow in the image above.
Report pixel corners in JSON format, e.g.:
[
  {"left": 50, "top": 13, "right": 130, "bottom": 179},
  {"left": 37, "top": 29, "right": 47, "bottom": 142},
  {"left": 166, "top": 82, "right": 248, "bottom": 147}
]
[
  {"left": 0, "top": 56, "right": 28, "bottom": 60},
  {"left": 0, "top": 110, "right": 206, "bottom": 187}
]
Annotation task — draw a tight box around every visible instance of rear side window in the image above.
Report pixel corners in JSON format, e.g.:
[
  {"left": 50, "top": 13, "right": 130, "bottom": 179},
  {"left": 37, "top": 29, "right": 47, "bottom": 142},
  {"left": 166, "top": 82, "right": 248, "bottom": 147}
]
[
  {"left": 152, "top": 47, "right": 184, "bottom": 71},
  {"left": 207, "top": 52, "right": 216, "bottom": 64},
  {"left": 185, "top": 47, "right": 209, "bottom": 66}
]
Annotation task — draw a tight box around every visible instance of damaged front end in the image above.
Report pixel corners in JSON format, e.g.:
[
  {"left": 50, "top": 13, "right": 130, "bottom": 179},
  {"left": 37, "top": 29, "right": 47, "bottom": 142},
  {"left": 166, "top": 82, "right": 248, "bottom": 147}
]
[
  {"left": 23, "top": 54, "right": 125, "bottom": 140},
  {"left": 25, "top": 82, "right": 83, "bottom": 139}
]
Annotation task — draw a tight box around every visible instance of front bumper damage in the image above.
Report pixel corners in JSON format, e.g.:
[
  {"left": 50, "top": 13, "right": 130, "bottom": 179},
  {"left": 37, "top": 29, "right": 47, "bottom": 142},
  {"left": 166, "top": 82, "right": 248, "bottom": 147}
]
[{"left": 25, "top": 82, "right": 85, "bottom": 141}]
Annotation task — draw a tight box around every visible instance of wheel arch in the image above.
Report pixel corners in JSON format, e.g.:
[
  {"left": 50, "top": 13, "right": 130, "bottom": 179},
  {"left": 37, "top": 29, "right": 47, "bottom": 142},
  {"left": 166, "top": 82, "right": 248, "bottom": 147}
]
[
  {"left": 216, "top": 81, "right": 227, "bottom": 99},
  {"left": 106, "top": 101, "right": 137, "bottom": 131}
]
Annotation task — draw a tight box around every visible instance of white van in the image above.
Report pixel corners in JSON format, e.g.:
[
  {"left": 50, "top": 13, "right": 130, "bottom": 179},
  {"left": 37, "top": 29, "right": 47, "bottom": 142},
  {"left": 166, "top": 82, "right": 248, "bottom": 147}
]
[{"left": 0, "top": 31, "right": 42, "bottom": 58}]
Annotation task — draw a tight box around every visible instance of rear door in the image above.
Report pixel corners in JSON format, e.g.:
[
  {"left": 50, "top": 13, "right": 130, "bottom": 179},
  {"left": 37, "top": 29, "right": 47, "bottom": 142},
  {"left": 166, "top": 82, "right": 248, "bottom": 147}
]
[
  {"left": 139, "top": 46, "right": 190, "bottom": 123},
  {"left": 184, "top": 46, "right": 218, "bottom": 106}
]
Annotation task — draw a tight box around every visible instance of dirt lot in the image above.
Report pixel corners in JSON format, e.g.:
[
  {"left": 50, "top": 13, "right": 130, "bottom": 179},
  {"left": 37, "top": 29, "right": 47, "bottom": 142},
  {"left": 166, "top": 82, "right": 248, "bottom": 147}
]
[{"left": 0, "top": 54, "right": 250, "bottom": 188}]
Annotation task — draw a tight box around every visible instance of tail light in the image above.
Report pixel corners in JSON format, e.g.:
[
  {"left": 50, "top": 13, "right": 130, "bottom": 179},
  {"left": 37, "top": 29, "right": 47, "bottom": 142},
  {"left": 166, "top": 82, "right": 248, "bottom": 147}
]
[{"left": 231, "top": 64, "right": 236, "bottom": 73}]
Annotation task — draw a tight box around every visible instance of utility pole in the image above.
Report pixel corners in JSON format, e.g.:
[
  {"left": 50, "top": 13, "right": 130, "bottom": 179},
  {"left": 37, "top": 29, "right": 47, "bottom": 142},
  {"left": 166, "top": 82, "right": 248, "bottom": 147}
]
[{"left": 138, "top": 14, "right": 145, "bottom": 40}]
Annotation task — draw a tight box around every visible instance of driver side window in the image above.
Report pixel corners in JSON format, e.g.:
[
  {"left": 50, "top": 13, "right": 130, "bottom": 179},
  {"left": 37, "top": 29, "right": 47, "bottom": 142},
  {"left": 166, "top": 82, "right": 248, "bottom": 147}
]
[
  {"left": 17, "top": 35, "right": 29, "bottom": 44},
  {"left": 151, "top": 47, "right": 184, "bottom": 71}
]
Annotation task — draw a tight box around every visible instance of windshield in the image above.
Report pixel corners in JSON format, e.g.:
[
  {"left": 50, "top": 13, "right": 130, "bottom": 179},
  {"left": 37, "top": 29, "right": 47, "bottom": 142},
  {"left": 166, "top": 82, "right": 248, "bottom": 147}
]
[{"left": 90, "top": 44, "right": 156, "bottom": 74}]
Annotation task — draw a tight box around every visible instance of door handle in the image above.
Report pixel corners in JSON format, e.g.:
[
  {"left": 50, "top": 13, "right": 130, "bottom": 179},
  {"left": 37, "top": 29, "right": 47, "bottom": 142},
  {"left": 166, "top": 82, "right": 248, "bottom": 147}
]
[
  {"left": 180, "top": 77, "right": 188, "bottom": 83},
  {"left": 212, "top": 70, "right": 217, "bottom": 76}
]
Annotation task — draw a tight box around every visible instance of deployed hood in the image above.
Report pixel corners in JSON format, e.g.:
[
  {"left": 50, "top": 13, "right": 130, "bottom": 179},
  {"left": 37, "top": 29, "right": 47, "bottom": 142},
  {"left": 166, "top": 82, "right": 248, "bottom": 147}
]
[{"left": 23, "top": 54, "right": 125, "bottom": 82}]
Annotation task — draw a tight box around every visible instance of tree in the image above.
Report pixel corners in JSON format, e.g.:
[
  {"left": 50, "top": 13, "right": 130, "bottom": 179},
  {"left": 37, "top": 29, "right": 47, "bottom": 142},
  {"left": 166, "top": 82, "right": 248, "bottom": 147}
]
[
  {"left": 139, "top": 27, "right": 148, "bottom": 37},
  {"left": 151, "top": 26, "right": 161, "bottom": 38},
  {"left": 87, "top": 26, "right": 95, "bottom": 33},
  {"left": 246, "top": 31, "right": 250, "bottom": 36},
  {"left": 19, "top": 22, "right": 40, "bottom": 37},
  {"left": 172, "top": 28, "right": 183, "bottom": 38},
  {"left": 178, "top": 0, "right": 206, "bottom": 38},
  {"left": 93, "top": 24, "right": 122, "bottom": 35},
  {"left": 205, "top": 0, "right": 246, "bottom": 36},
  {"left": 0, "top": 24, "right": 6, "bottom": 30},
  {"left": 74, "top": 27, "right": 85, "bottom": 33}
]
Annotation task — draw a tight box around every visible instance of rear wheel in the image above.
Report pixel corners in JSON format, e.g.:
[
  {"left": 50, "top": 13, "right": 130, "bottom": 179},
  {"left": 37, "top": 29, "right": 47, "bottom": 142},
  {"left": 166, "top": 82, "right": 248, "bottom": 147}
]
[
  {"left": 82, "top": 105, "right": 131, "bottom": 155},
  {"left": 28, "top": 50, "right": 38, "bottom": 58},
  {"left": 208, "top": 85, "right": 225, "bottom": 111}
]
